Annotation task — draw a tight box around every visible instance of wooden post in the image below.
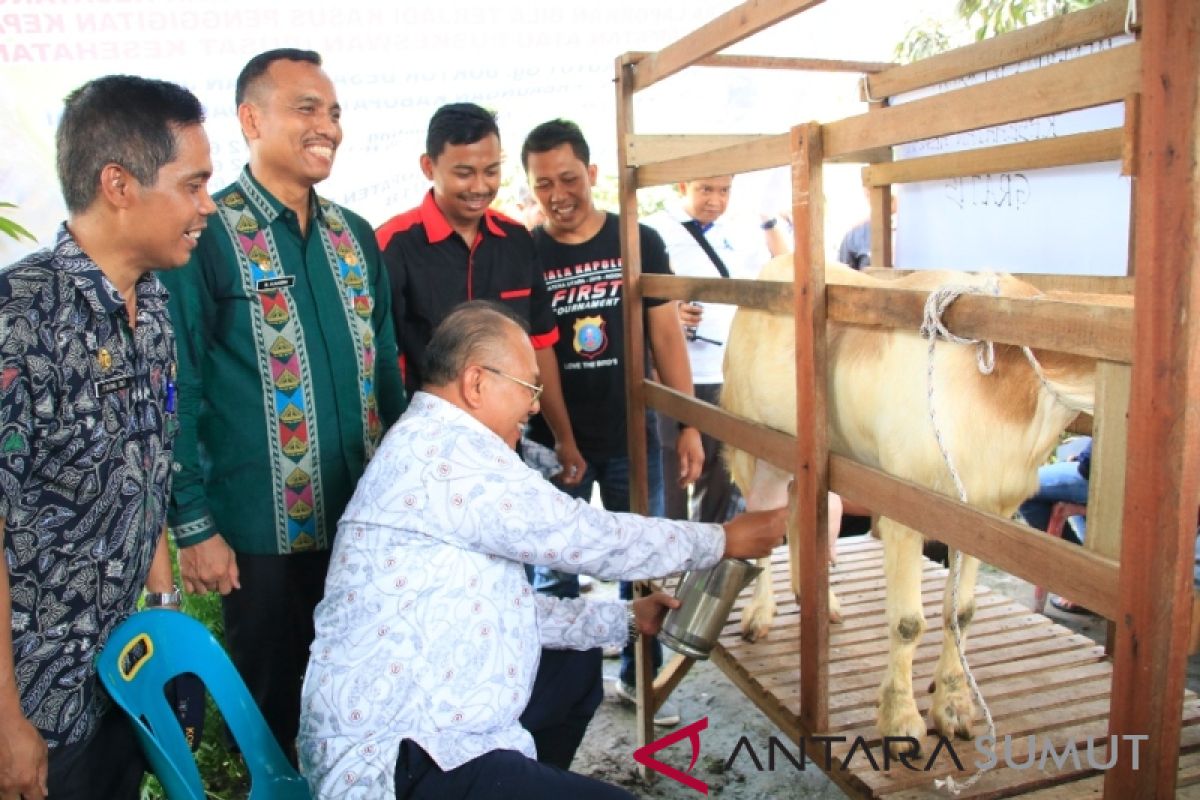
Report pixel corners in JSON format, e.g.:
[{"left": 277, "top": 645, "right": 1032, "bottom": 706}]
[
  {"left": 614, "top": 53, "right": 657, "bottom": 765},
  {"left": 792, "top": 122, "right": 830, "bottom": 735},
  {"left": 866, "top": 99, "right": 894, "bottom": 270},
  {"left": 1105, "top": 1, "right": 1200, "bottom": 796},
  {"left": 1086, "top": 362, "right": 1129, "bottom": 564}
]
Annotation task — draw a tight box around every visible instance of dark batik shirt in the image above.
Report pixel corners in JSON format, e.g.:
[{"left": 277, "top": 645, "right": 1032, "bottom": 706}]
[{"left": 0, "top": 225, "right": 177, "bottom": 749}]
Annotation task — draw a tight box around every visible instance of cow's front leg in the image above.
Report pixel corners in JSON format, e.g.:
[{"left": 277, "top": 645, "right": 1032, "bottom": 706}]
[
  {"left": 876, "top": 517, "right": 927, "bottom": 755},
  {"left": 929, "top": 548, "right": 979, "bottom": 740}
]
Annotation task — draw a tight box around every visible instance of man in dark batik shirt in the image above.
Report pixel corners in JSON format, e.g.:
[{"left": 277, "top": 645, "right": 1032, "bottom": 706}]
[{"left": 0, "top": 76, "right": 215, "bottom": 800}]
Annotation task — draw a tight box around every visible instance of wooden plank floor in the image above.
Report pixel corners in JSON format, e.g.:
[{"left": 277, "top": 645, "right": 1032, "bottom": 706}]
[{"left": 706, "top": 535, "right": 1200, "bottom": 799}]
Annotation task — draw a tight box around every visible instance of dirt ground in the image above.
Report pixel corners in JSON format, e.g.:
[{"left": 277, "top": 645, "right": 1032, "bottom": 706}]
[
  {"left": 571, "top": 576, "right": 829, "bottom": 799},
  {"left": 571, "top": 559, "right": 1200, "bottom": 798}
]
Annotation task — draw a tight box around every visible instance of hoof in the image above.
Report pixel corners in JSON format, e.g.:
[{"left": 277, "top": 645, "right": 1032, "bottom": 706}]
[
  {"left": 740, "top": 602, "right": 776, "bottom": 642},
  {"left": 929, "top": 678, "right": 976, "bottom": 740},
  {"left": 878, "top": 690, "right": 927, "bottom": 758},
  {"left": 829, "top": 591, "right": 843, "bottom": 624},
  {"left": 740, "top": 622, "right": 772, "bottom": 643}
]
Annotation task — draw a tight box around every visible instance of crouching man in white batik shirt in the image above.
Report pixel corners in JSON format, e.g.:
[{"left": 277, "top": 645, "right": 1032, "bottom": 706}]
[{"left": 298, "top": 300, "right": 787, "bottom": 799}]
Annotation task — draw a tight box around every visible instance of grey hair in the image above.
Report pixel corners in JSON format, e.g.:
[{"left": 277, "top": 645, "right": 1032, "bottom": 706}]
[{"left": 422, "top": 300, "right": 529, "bottom": 387}]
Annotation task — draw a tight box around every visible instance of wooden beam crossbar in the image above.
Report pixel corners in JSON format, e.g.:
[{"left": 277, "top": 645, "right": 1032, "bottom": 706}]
[
  {"left": 625, "top": 133, "right": 775, "bottom": 167},
  {"left": 634, "top": 133, "right": 790, "bottom": 187},
  {"left": 825, "top": 43, "right": 1140, "bottom": 162},
  {"left": 627, "top": 0, "right": 827, "bottom": 93},
  {"left": 862, "top": 0, "right": 1128, "bottom": 101},
  {"left": 640, "top": 273, "right": 1133, "bottom": 362},
  {"left": 641, "top": 378, "right": 1122, "bottom": 621},
  {"left": 644, "top": 381, "right": 792, "bottom": 472},
  {"left": 827, "top": 282, "right": 1133, "bottom": 363},
  {"left": 830, "top": 456, "right": 1121, "bottom": 621},
  {"left": 626, "top": 50, "right": 893, "bottom": 74},
  {"left": 641, "top": 273, "right": 792, "bottom": 312},
  {"left": 864, "top": 127, "right": 1123, "bottom": 187}
]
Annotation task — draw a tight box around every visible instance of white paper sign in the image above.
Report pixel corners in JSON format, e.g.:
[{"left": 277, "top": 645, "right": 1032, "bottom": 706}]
[{"left": 893, "top": 39, "right": 1131, "bottom": 277}]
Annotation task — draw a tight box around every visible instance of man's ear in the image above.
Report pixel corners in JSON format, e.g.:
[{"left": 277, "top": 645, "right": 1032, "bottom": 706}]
[
  {"left": 237, "top": 102, "right": 259, "bottom": 141},
  {"left": 459, "top": 365, "right": 486, "bottom": 410},
  {"left": 98, "top": 163, "right": 136, "bottom": 209},
  {"left": 420, "top": 153, "right": 436, "bottom": 182},
  {"left": 587, "top": 163, "right": 598, "bottom": 185}
]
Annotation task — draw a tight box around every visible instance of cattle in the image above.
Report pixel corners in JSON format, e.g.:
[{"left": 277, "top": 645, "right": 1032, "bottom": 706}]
[{"left": 720, "top": 254, "right": 1096, "bottom": 745}]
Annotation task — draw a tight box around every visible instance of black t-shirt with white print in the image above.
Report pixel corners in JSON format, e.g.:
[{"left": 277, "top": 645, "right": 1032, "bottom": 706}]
[{"left": 526, "top": 212, "right": 670, "bottom": 460}]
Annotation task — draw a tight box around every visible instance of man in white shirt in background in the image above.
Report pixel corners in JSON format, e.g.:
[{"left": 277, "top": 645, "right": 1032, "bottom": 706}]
[
  {"left": 298, "top": 300, "right": 787, "bottom": 799},
  {"left": 644, "top": 175, "right": 788, "bottom": 524}
]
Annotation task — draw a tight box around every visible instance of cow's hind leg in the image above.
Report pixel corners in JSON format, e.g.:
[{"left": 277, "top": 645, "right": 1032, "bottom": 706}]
[
  {"left": 876, "top": 517, "right": 928, "bottom": 755},
  {"left": 929, "top": 548, "right": 979, "bottom": 740},
  {"left": 739, "top": 461, "right": 789, "bottom": 642}
]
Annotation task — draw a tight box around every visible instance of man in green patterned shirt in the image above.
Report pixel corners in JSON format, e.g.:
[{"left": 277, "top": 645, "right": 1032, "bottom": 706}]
[{"left": 159, "top": 48, "right": 406, "bottom": 762}]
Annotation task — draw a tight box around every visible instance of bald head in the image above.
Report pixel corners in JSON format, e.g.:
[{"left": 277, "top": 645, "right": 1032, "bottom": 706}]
[{"left": 423, "top": 301, "right": 529, "bottom": 388}]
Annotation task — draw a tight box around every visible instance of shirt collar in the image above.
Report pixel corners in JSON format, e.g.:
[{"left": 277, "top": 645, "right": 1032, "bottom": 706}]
[
  {"left": 235, "top": 166, "right": 331, "bottom": 229},
  {"left": 53, "top": 224, "right": 167, "bottom": 319},
  {"left": 669, "top": 202, "right": 718, "bottom": 234},
  {"left": 418, "top": 189, "right": 508, "bottom": 244},
  {"left": 408, "top": 390, "right": 508, "bottom": 443}
]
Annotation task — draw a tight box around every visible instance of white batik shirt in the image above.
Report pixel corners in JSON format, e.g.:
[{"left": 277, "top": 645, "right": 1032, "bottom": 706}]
[{"left": 298, "top": 392, "right": 725, "bottom": 798}]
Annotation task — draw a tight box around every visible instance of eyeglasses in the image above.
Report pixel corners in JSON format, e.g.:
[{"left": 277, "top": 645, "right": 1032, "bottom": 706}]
[{"left": 482, "top": 365, "right": 543, "bottom": 405}]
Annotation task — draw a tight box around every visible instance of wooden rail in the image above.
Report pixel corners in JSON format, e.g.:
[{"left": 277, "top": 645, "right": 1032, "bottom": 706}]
[{"left": 641, "top": 273, "right": 1134, "bottom": 362}]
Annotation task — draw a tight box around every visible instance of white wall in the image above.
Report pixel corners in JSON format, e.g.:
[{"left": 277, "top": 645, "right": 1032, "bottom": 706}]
[{"left": 0, "top": 0, "right": 952, "bottom": 264}]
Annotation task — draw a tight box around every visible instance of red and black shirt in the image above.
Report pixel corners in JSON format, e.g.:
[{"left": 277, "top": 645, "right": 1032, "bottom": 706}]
[{"left": 377, "top": 191, "right": 559, "bottom": 393}]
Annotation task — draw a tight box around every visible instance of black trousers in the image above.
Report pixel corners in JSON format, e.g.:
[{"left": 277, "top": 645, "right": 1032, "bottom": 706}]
[
  {"left": 658, "top": 383, "right": 739, "bottom": 524},
  {"left": 46, "top": 708, "right": 146, "bottom": 800},
  {"left": 221, "top": 549, "right": 331, "bottom": 765},
  {"left": 394, "top": 739, "right": 634, "bottom": 800},
  {"left": 518, "top": 647, "right": 604, "bottom": 770}
]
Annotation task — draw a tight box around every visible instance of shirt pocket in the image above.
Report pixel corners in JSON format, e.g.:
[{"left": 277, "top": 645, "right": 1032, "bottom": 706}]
[
  {"left": 497, "top": 287, "right": 533, "bottom": 322},
  {"left": 33, "top": 387, "right": 116, "bottom": 484}
]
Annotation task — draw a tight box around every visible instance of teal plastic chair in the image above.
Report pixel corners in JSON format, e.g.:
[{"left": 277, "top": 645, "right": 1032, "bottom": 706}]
[{"left": 95, "top": 609, "right": 311, "bottom": 799}]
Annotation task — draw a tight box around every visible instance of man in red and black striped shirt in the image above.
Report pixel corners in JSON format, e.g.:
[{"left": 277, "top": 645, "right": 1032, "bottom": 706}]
[{"left": 377, "top": 103, "right": 586, "bottom": 483}]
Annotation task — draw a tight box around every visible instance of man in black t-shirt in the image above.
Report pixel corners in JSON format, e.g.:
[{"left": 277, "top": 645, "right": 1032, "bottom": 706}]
[{"left": 522, "top": 119, "right": 704, "bottom": 731}]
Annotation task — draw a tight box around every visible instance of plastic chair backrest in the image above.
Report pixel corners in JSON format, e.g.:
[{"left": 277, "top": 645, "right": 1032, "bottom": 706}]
[{"left": 95, "top": 609, "right": 311, "bottom": 800}]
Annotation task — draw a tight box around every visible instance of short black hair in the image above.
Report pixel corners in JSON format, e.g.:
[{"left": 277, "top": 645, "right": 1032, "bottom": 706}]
[
  {"left": 56, "top": 75, "right": 205, "bottom": 214},
  {"left": 521, "top": 119, "right": 590, "bottom": 172},
  {"left": 235, "top": 48, "right": 322, "bottom": 107},
  {"left": 426, "top": 102, "right": 500, "bottom": 160},
  {"left": 423, "top": 300, "right": 528, "bottom": 387}
]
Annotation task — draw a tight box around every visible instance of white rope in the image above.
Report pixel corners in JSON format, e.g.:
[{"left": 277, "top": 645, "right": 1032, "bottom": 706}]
[
  {"left": 919, "top": 283, "right": 999, "bottom": 795},
  {"left": 1020, "top": 346, "right": 1091, "bottom": 413},
  {"left": 860, "top": 74, "right": 881, "bottom": 104}
]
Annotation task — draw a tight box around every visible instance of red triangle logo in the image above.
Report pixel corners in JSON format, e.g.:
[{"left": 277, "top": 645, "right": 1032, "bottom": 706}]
[{"left": 632, "top": 716, "right": 709, "bottom": 794}]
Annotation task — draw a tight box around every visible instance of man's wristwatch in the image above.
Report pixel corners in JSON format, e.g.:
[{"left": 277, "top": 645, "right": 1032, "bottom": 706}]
[
  {"left": 144, "top": 586, "right": 182, "bottom": 608},
  {"left": 626, "top": 602, "right": 641, "bottom": 643}
]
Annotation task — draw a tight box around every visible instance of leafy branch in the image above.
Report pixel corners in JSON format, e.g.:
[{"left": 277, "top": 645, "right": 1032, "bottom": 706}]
[{"left": 0, "top": 202, "right": 35, "bottom": 243}]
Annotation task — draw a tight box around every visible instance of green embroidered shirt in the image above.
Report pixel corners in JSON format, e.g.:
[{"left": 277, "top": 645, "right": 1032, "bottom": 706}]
[{"left": 162, "top": 168, "right": 406, "bottom": 555}]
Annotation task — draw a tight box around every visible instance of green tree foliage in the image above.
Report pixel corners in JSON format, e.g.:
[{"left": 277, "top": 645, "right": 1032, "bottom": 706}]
[
  {"left": 0, "top": 202, "right": 35, "bottom": 243},
  {"left": 896, "top": 0, "right": 1102, "bottom": 63},
  {"left": 958, "top": 0, "right": 1101, "bottom": 40}
]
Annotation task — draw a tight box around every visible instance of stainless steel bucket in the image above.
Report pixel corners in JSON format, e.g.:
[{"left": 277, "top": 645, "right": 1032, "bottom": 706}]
[{"left": 659, "top": 558, "right": 763, "bottom": 660}]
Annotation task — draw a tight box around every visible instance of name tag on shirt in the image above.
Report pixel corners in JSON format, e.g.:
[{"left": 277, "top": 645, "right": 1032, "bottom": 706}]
[
  {"left": 94, "top": 375, "right": 132, "bottom": 397},
  {"left": 256, "top": 276, "right": 296, "bottom": 292}
]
